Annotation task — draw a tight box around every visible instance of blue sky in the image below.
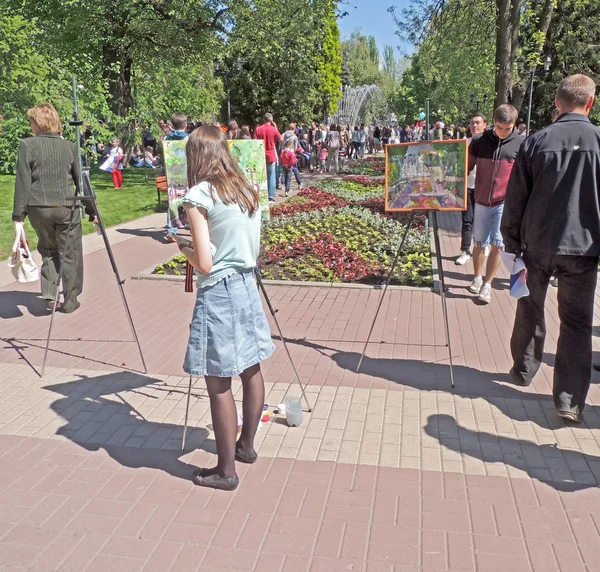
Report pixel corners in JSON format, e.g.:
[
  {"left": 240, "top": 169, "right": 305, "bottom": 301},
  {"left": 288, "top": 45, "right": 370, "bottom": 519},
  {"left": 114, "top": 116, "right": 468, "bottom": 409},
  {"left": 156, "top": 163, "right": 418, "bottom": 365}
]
[{"left": 338, "top": 1, "right": 412, "bottom": 55}]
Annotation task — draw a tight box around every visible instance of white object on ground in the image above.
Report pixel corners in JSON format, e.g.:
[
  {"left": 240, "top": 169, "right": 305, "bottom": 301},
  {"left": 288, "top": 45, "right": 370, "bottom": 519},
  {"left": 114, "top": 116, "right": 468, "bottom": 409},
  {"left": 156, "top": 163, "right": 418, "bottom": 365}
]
[{"left": 284, "top": 396, "right": 303, "bottom": 427}]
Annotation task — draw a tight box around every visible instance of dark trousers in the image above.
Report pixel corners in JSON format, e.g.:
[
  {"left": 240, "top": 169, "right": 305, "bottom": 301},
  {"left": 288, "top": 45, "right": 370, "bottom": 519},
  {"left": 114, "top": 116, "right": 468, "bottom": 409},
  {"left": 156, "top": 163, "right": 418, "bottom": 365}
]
[
  {"left": 282, "top": 166, "right": 292, "bottom": 193},
  {"left": 28, "top": 206, "right": 83, "bottom": 312},
  {"left": 460, "top": 187, "right": 475, "bottom": 252},
  {"left": 510, "top": 252, "right": 598, "bottom": 413}
]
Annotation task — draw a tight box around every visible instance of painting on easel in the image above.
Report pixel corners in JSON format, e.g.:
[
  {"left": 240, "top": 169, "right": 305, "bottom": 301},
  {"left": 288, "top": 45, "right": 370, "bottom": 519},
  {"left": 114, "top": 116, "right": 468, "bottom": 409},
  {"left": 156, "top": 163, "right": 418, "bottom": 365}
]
[{"left": 385, "top": 140, "right": 468, "bottom": 212}]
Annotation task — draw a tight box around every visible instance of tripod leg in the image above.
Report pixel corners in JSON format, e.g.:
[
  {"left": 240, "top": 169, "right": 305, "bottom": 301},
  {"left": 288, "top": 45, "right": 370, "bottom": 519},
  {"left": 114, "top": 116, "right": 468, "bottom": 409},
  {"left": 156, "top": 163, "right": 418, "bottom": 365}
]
[
  {"left": 357, "top": 211, "right": 415, "bottom": 373},
  {"left": 83, "top": 171, "right": 148, "bottom": 373},
  {"left": 41, "top": 204, "right": 79, "bottom": 378},
  {"left": 182, "top": 374, "right": 193, "bottom": 451},
  {"left": 431, "top": 212, "right": 455, "bottom": 389},
  {"left": 254, "top": 269, "right": 312, "bottom": 412}
]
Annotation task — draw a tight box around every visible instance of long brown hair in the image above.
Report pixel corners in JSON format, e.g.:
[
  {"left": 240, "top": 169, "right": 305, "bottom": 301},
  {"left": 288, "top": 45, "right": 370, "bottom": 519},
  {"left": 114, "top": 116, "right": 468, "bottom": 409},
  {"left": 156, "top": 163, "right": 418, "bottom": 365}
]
[{"left": 186, "top": 125, "right": 260, "bottom": 215}]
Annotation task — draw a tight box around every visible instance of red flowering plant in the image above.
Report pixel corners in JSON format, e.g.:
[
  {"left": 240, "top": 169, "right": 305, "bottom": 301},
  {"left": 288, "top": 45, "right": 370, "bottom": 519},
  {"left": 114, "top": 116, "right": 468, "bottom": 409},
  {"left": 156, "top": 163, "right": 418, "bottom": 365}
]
[
  {"left": 342, "top": 175, "right": 385, "bottom": 186},
  {"left": 270, "top": 187, "right": 348, "bottom": 218},
  {"left": 263, "top": 232, "right": 384, "bottom": 282}
]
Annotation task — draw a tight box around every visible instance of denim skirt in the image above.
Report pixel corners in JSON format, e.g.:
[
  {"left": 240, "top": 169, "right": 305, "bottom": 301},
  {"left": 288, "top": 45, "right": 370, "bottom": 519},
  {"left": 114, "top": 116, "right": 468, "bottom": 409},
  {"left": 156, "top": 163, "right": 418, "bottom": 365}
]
[{"left": 184, "top": 269, "right": 275, "bottom": 377}]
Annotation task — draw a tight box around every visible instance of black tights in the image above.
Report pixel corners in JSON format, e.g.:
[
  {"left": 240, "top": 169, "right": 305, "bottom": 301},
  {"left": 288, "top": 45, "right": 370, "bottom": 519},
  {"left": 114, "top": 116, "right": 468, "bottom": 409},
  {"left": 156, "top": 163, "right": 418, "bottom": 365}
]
[{"left": 205, "top": 363, "right": 265, "bottom": 477}]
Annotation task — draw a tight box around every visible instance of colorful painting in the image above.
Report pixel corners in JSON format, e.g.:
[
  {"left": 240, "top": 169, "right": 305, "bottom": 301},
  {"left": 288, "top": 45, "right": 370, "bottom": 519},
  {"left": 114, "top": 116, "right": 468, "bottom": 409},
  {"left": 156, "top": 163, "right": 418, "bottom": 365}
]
[
  {"left": 162, "top": 140, "right": 189, "bottom": 228},
  {"left": 228, "top": 140, "right": 269, "bottom": 221},
  {"left": 385, "top": 140, "right": 468, "bottom": 212},
  {"left": 162, "top": 139, "right": 270, "bottom": 222}
]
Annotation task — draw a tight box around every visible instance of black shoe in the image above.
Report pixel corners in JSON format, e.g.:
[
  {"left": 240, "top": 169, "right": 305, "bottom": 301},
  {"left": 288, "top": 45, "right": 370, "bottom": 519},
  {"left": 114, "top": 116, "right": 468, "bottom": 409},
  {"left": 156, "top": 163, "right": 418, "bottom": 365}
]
[
  {"left": 593, "top": 363, "right": 600, "bottom": 372},
  {"left": 235, "top": 443, "right": 258, "bottom": 464},
  {"left": 192, "top": 469, "right": 239, "bottom": 491},
  {"left": 509, "top": 367, "right": 531, "bottom": 387},
  {"left": 557, "top": 409, "right": 583, "bottom": 423}
]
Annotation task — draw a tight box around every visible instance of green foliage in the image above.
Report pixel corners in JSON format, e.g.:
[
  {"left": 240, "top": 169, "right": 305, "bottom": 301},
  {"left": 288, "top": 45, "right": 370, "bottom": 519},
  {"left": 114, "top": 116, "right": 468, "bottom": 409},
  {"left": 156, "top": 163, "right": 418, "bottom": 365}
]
[
  {"left": 391, "top": 0, "right": 495, "bottom": 124},
  {"left": 316, "top": 0, "right": 343, "bottom": 117}
]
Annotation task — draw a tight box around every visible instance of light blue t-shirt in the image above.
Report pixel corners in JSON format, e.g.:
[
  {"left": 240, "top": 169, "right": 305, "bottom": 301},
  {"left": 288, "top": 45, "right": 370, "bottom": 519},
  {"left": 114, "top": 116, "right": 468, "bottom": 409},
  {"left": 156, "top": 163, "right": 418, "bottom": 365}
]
[{"left": 183, "top": 181, "right": 261, "bottom": 288}]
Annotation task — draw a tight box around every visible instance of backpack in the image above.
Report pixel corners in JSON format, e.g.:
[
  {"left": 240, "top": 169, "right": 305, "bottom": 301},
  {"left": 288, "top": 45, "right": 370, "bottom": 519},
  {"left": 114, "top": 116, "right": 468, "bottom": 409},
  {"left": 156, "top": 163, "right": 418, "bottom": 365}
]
[{"left": 281, "top": 149, "right": 295, "bottom": 168}]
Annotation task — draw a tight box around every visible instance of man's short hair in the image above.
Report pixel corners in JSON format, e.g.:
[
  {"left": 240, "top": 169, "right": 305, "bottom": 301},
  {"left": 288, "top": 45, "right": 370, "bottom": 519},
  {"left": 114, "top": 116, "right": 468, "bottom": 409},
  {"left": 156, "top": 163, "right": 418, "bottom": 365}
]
[
  {"left": 263, "top": 113, "right": 273, "bottom": 123},
  {"left": 171, "top": 112, "right": 187, "bottom": 130},
  {"left": 556, "top": 74, "right": 596, "bottom": 108},
  {"left": 470, "top": 113, "right": 487, "bottom": 123},
  {"left": 494, "top": 104, "right": 518, "bottom": 125}
]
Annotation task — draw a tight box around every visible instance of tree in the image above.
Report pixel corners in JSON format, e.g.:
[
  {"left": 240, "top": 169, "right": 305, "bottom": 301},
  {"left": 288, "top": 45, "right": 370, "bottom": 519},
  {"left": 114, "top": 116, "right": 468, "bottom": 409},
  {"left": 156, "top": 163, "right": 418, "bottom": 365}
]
[
  {"left": 392, "top": 0, "right": 557, "bottom": 110},
  {"left": 0, "top": 14, "right": 71, "bottom": 172},
  {"left": 316, "top": 0, "right": 343, "bottom": 119}
]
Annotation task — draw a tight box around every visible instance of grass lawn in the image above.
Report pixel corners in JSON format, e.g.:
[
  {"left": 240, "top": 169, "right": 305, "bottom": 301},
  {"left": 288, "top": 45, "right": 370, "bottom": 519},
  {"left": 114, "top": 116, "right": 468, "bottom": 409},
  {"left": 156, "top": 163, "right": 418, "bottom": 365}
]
[{"left": 0, "top": 169, "right": 164, "bottom": 260}]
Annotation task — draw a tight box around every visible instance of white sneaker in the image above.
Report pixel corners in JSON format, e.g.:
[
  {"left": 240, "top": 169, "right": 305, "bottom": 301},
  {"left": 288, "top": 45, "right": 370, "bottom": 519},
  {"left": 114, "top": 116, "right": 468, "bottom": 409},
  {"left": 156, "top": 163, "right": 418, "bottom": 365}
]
[
  {"left": 550, "top": 276, "right": 558, "bottom": 287},
  {"left": 469, "top": 276, "right": 483, "bottom": 294},
  {"left": 456, "top": 251, "right": 471, "bottom": 266},
  {"left": 479, "top": 283, "right": 492, "bottom": 304}
]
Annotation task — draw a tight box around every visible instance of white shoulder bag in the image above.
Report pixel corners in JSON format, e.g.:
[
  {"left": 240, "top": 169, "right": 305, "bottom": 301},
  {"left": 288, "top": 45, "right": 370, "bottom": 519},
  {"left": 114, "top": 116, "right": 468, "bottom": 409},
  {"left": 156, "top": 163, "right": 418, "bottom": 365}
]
[{"left": 8, "top": 222, "right": 39, "bottom": 283}]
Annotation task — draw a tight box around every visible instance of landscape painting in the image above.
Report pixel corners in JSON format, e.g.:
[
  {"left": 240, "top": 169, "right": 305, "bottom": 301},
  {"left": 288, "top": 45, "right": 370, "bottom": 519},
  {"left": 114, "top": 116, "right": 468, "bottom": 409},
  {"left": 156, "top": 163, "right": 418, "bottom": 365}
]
[
  {"left": 385, "top": 140, "right": 468, "bottom": 212},
  {"left": 162, "top": 140, "right": 189, "bottom": 228},
  {"left": 162, "top": 139, "right": 270, "bottom": 223}
]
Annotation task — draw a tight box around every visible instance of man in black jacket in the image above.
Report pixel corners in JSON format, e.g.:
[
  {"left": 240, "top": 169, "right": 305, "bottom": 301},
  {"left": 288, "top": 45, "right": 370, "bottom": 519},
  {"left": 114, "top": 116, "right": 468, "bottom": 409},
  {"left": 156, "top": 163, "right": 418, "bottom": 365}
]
[{"left": 501, "top": 74, "right": 600, "bottom": 423}]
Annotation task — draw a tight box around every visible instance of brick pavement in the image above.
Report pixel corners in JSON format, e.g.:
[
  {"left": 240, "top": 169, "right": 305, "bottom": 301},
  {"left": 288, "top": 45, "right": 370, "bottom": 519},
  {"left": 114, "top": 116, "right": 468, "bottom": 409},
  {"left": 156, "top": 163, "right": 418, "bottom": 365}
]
[{"left": 1, "top": 208, "right": 600, "bottom": 571}]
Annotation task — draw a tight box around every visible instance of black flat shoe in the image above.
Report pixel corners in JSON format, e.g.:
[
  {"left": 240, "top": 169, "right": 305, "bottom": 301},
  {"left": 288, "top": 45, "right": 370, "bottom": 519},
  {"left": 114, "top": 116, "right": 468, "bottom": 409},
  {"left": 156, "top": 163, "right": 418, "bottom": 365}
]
[
  {"left": 192, "top": 469, "right": 239, "bottom": 491},
  {"left": 235, "top": 443, "right": 258, "bottom": 464}
]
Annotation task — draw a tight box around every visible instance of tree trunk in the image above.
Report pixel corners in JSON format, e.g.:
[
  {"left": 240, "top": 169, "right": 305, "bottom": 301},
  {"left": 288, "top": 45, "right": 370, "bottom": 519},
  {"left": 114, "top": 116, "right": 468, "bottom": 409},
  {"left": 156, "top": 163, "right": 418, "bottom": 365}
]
[
  {"left": 509, "top": 0, "right": 556, "bottom": 113},
  {"left": 494, "top": 0, "right": 513, "bottom": 108}
]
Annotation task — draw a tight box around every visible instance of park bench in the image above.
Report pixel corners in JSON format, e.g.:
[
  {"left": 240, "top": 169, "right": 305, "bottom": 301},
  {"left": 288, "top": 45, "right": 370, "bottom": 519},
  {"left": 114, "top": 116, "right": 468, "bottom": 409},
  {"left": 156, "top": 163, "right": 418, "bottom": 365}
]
[{"left": 155, "top": 168, "right": 168, "bottom": 208}]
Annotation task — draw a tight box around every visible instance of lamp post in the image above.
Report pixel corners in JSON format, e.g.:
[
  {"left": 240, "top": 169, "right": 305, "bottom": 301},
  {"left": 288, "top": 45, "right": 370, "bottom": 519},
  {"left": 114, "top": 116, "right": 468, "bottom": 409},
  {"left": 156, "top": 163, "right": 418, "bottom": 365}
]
[
  {"left": 526, "top": 55, "right": 551, "bottom": 136},
  {"left": 214, "top": 57, "right": 243, "bottom": 125}
]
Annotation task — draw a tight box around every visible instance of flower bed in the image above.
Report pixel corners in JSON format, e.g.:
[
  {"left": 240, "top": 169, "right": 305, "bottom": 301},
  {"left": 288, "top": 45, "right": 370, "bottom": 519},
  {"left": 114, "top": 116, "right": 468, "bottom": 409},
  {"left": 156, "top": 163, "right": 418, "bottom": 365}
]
[
  {"left": 153, "top": 177, "right": 432, "bottom": 287},
  {"left": 341, "top": 158, "right": 386, "bottom": 176}
]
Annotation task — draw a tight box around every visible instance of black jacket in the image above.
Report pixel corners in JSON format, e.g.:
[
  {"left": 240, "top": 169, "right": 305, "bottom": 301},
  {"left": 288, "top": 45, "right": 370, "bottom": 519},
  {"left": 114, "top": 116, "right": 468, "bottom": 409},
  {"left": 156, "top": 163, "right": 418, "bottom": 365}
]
[{"left": 501, "top": 113, "right": 600, "bottom": 256}]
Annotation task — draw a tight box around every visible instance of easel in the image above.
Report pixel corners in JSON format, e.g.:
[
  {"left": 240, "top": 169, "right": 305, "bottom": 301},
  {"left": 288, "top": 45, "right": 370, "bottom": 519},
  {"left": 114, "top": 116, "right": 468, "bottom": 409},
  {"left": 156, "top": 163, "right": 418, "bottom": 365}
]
[
  {"left": 356, "top": 142, "right": 456, "bottom": 388},
  {"left": 41, "top": 77, "right": 147, "bottom": 377}
]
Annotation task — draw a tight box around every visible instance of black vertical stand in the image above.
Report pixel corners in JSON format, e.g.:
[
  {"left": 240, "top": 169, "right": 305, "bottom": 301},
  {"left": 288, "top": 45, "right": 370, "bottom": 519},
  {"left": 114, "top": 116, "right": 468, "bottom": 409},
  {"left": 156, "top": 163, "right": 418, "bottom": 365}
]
[
  {"left": 41, "top": 76, "right": 147, "bottom": 377},
  {"left": 356, "top": 210, "right": 455, "bottom": 389}
]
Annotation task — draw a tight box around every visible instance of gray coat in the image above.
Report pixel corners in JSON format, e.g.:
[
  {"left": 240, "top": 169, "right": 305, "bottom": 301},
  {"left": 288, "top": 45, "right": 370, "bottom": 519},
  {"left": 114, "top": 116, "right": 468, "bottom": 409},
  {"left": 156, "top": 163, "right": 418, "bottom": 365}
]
[{"left": 13, "top": 133, "right": 80, "bottom": 221}]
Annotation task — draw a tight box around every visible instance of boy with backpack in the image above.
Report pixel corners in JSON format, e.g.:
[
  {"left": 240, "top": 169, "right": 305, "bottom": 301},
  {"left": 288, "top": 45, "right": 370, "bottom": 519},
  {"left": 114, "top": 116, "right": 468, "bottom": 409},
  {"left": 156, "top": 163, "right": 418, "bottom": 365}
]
[{"left": 280, "top": 141, "right": 297, "bottom": 197}]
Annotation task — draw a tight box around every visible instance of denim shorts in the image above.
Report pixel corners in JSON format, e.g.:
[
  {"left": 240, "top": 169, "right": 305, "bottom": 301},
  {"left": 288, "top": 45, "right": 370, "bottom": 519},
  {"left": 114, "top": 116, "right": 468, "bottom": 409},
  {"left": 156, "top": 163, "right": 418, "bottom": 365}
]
[
  {"left": 473, "top": 203, "right": 504, "bottom": 248},
  {"left": 184, "top": 269, "right": 275, "bottom": 377}
]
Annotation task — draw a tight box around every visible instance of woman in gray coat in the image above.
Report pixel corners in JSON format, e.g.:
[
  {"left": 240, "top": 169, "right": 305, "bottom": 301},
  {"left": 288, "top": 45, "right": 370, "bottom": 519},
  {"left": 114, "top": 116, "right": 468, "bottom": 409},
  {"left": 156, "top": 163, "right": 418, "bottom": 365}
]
[{"left": 12, "top": 103, "right": 96, "bottom": 313}]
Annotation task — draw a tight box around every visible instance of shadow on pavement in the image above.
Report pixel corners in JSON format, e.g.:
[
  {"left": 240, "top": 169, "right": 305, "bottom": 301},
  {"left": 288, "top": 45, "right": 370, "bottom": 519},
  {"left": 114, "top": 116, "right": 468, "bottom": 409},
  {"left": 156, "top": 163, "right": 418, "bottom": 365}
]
[
  {"left": 277, "top": 336, "right": 600, "bottom": 490},
  {"left": 43, "top": 371, "right": 212, "bottom": 483},
  {"left": 0, "top": 290, "right": 51, "bottom": 319},
  {"left": 425, "top": 413, "right": 599, "bottom": 492}
]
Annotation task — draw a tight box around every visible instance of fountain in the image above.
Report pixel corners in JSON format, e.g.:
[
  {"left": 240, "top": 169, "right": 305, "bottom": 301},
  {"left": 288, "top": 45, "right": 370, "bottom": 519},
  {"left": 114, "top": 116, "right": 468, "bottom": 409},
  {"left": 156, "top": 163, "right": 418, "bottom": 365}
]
[{"left": 333, "top": 85, "right": 384, "bottom": 127}]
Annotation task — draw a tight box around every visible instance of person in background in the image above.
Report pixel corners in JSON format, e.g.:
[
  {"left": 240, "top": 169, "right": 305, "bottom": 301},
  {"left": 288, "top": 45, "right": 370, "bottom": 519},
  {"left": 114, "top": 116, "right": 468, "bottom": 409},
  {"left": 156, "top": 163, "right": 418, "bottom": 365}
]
[
  {"left": 517, "top": 123, "right": 527, "bottom": 135},
  {"left": 254, "top": 113, "right": 282, "bottom": 203},
  {"left": 467, "top": 104, "right": 523, "bottom": 304},
  {"left": 240, "top": 126, "right": 251, "bottom": 140},
  {"left": 456, "top": 113, "right": 488, "bottom": 266},
  {"left": 144, "top": 146, "right": 160, "bottom": 167},
  {"left": 163, "top": 112, "right": 189, "bottom": 242},
  {"left": 502, "top": 75, "right": 600, "bottom": 423},
  {"left": 179, "top": 125, "right": 274, "bottom": 490},
  {"left": 99, "top": 138, "right": 124, "bottom": 189},
  {"left": 228, "top": 120, "right": 241, "bottom": 140},
  {"left": 325, "top": 123, "right": 341, "bottom": 173},
  {"left": 12, "top": 103, "right": 97, "bottom": 313},
  {"left": 280, "top": 140, "right": 296, "bottom": 197}
]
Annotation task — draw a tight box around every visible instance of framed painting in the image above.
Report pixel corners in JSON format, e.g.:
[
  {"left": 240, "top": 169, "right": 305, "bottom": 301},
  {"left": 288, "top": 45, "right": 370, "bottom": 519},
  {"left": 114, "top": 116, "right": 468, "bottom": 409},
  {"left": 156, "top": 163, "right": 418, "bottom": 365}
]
[
  {"left": 162, "top": 138, "right": 270, "bottom": 222},
  {"left": 385, "top": 140, "right": 468, "bottom": 212}
]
